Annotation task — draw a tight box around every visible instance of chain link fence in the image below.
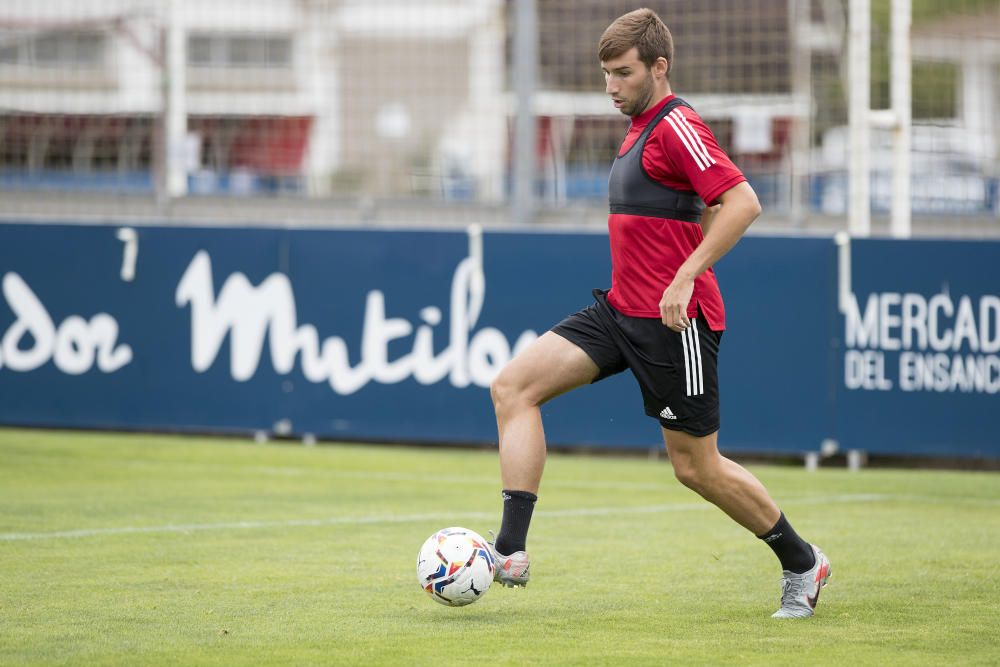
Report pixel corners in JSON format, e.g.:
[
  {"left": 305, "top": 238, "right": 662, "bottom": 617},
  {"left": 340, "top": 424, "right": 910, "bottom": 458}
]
[{"left": 0, "top": 0, "right": 997, "bottom": 230}]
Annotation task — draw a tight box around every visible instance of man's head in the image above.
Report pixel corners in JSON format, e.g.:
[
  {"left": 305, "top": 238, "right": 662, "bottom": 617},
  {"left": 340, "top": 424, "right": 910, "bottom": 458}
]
[{"left": 599, "top": 8, "right": 673, "bottom": 117}]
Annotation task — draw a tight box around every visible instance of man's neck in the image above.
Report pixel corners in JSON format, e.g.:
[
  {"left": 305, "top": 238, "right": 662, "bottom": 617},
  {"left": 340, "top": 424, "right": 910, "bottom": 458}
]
[{"left": 639, "top": 84, "right": 673, "bottom": 116}]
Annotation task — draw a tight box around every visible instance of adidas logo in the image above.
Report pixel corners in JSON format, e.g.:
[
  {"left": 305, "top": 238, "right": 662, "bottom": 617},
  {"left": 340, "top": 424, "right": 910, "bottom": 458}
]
[{"left": 659, "top": 406, "right": 677, "bottom": 420}]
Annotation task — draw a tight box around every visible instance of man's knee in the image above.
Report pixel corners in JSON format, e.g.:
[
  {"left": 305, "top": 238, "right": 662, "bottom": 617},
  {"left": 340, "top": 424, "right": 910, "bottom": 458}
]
[
  {"left": 489, "top": 372, "right": 508, "bottom": 411},
  {"left": 666, "top": 433, "right": 721, "bottom": 493},
  {"left": 671, "top": 456, "right": 705, "bottom": 492},
  {"left": 490, "top": 368, "right": 535, "bottom": 418}
]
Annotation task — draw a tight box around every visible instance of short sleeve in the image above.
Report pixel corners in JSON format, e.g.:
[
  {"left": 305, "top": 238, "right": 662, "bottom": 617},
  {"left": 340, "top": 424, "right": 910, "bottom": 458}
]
[{"left": 643, "top": 106, "right": 746, "bottom": 206}]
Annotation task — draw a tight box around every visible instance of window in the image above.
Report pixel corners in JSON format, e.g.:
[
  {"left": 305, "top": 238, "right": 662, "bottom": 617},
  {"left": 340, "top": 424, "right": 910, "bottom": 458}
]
[
  {"left": 912, "top": 62, "right": 959, "bottom": 120},
  {"left": 0, "top": 31, "right": 106, "bottom": 67},
  {"left": 188, "top": 34, "right": 292, "bottom": 68},
  {"left": 0, "top": 115, "right": 154, "bottom": 173}
]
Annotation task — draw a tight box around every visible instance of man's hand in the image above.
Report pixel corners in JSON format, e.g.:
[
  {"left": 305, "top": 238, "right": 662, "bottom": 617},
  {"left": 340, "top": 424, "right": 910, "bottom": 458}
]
[
  {"left": 659, "top": 182, "right": 761, "bottom": 332},
  {"left": 659, "top": 275, "right": 694, "bottom": 331}
]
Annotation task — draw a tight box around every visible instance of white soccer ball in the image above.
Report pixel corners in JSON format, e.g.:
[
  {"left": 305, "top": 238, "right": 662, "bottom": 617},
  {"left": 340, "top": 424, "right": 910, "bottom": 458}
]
[{"left": 416, "top": 527, "right": 495, "bottom": 607}]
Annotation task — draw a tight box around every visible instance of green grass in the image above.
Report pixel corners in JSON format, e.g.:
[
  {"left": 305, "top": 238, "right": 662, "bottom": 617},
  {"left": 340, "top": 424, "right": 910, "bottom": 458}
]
[{"left": 1, "top": 429, "right": 998, "bottom": 666}]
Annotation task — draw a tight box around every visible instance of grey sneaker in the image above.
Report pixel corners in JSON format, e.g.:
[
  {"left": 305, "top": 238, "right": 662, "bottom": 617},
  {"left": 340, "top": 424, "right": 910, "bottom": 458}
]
[
  {"left": 772, "top": 545, "right": 831, "bottom": 619},
  {"left": 487, "top": 531, "right": 531, "bottom": 588}
]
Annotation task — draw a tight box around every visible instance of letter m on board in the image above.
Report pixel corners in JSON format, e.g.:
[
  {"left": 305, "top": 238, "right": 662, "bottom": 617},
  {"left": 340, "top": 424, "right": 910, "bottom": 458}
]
[{"left": 844, "top": 293, "right": 879, "bottom": 349}]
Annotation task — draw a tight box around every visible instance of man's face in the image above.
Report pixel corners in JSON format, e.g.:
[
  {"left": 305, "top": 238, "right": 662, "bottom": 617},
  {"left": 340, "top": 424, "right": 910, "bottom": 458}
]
[{"left": 601, "top": 47, "right": 656, "bottom": 117}]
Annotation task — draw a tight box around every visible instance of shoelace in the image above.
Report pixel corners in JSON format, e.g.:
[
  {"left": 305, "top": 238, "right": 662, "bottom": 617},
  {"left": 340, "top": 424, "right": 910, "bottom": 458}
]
[{"left": 779, "top": 574, "right": 809, "bottom": 606}]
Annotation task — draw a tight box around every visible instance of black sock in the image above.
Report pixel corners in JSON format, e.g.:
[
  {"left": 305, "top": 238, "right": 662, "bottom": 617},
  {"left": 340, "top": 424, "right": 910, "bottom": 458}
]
[
  {"left": 757, "top": 512, "right": 816, "bottom": 574},
  {"left": 494, "top": 489, "right": 537, "bottom": 555}
]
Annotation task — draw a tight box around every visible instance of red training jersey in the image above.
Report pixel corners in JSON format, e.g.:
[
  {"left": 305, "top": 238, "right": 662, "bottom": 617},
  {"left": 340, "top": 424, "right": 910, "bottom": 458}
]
[{"left": 606, "top": 94, "right": 746, "bottom": 330}]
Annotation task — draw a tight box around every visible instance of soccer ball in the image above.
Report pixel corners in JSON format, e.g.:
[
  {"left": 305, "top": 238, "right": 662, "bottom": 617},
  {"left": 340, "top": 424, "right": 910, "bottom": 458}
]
[{"left": 416, "top": 527, "right": 495, "bottom": 606}]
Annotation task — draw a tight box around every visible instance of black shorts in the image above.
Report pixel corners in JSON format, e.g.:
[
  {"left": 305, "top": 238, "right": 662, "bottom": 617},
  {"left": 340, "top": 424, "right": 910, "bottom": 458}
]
[{"left": 551, "top": 289, "right": 722, "bottom": 436}]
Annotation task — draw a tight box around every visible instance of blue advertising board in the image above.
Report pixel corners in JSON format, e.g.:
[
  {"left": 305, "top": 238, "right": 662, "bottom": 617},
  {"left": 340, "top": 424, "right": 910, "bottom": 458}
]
[
  {"left": 834, "top": 239, "right": 1000, "bottom": 457},
  {"left": 0, "top": 222, "right": 996, "bottom": 458}
]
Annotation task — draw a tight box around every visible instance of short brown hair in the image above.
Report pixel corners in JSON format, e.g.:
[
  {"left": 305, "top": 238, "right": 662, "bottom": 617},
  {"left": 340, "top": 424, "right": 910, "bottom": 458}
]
[{"left": 598, "top": 8, "right": 673, "bottom": 74}]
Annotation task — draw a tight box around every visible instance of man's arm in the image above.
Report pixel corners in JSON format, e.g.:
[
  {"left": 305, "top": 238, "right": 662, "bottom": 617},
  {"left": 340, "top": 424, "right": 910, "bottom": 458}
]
[
  {"left": 659, "top": 181, "right": 761, "bottom": 330},
  {"left": 699, "top": 203, "right": 721, "bottom": 236}
]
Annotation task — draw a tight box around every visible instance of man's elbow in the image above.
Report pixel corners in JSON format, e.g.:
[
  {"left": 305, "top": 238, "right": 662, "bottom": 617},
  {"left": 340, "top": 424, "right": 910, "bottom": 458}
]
[
  {"left": 739, "top": 188, "right": 762, "bottom": 227},
  {"left": 719, "top": 181, "right": 762, "bottom": 225}
]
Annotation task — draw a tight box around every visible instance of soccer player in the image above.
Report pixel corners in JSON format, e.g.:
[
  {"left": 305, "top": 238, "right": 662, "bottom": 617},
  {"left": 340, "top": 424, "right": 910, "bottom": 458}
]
[{"left": 488, "top": 8, "right": 831, "bottom": 619}]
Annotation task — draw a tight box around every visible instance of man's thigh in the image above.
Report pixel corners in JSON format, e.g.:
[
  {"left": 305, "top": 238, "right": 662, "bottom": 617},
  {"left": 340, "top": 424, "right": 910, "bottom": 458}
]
[{"left": 497, "top": 331, "right": 601, "bottom": 405}]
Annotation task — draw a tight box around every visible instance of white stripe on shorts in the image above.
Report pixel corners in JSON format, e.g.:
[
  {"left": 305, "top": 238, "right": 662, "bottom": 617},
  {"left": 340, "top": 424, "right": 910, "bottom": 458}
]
[
  {"left": 681, "top": 323, "right": 705, "bottom": 397},
  {"left": 691, "top": 319, "right": 704, "bottom": 396},
  {"left": 681, "top": 327, "right": 693, "bottom": 396}
]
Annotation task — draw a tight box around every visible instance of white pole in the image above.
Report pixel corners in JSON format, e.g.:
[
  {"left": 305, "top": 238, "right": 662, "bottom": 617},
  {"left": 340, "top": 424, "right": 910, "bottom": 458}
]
[
  {"left": 890, "top": 0, "right": 912, "bottom": 238},
  {"left": 468, "top": 0, "right": 506, "bottom": 203},
  {"left": 835, "top": 230, "right": 852, "bottom": 314},
  {"left": 511, "top": 0, "right": 537, "bottom": 225},
  {"left": 304, "top": 8, "right": 339, "bottom": 197},
  {"left": 165, "top": 0, "right": 188, "bottom": 198},
  {"left": 788, "top": 0, "right": 811, "bottom": 227},
  {"left": 848, "top": 0, "right": 870, "bottom": 236}
]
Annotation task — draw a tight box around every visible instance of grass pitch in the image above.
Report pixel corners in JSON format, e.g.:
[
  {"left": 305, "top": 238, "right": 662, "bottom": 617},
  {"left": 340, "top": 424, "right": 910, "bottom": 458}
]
[{"left": 1, "top": 429, "right": 997, "bottom": 666}]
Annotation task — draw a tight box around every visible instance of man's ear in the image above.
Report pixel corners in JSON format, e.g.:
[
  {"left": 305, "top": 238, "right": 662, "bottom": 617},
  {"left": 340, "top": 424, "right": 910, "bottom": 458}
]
[{"left": 653, "top": 56, "right": 670, "bottom": 78}]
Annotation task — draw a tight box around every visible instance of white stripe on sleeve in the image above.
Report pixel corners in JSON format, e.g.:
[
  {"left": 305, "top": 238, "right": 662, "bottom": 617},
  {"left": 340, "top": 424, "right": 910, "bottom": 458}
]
[
  {"left": 665, "top": 113, "right": 707, "bottom": 171},
  {"left": 673, "top": 109, "right": 716, "bottom": 167}
]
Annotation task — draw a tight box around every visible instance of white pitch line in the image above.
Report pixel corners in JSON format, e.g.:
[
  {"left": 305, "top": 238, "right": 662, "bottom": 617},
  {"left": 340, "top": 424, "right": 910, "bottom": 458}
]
[
  {"left": 0, "top": 513, "right": 493, "bottom": 542},
  {"left": 82, "top": 462, "right": 674, "bottom": 492},
  {"left": 0, "top": 494, "right": 890, "bottom": 542}
]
